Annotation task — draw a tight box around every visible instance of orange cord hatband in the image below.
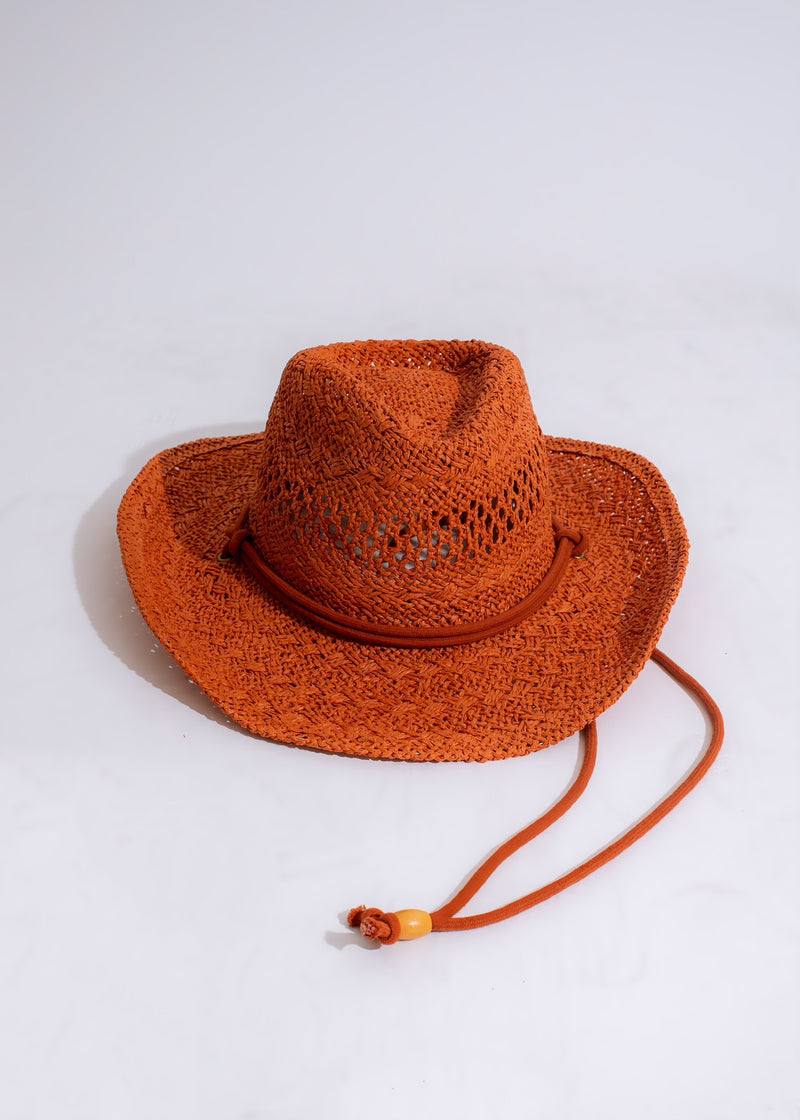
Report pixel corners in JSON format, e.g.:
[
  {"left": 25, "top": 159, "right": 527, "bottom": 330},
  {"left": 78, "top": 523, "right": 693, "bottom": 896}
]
[{"left": 224, "top": 509, "right": 588, "bottom": 649}]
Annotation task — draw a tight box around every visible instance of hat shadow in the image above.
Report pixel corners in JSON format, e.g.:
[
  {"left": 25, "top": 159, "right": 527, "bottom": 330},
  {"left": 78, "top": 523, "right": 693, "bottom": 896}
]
[{"left": 73, "top": 422, "right": 260, "bottom": 728}]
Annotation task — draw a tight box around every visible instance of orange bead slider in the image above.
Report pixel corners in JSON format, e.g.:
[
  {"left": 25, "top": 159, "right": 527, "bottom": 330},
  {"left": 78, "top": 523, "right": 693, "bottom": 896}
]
[{"left": 396, "top": 909, "right": 433, "bottom": 940}]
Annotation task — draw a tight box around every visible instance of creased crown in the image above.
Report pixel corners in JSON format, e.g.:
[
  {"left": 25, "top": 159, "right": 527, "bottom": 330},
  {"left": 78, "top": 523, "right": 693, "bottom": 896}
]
[{"left": 247, "top": 340, "right": 555, "bottom": 627}]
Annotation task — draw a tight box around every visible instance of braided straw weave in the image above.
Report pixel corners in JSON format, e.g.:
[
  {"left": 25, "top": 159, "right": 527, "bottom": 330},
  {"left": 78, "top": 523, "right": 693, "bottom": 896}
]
[{"left": 117, "top": 340, "right": 689, "bottom": 761}]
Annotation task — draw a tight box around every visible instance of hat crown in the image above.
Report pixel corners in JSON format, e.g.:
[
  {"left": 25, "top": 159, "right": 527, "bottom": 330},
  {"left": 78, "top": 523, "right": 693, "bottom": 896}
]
[{"left": 248, "top": 340, "right": 555, "bottom": 626}]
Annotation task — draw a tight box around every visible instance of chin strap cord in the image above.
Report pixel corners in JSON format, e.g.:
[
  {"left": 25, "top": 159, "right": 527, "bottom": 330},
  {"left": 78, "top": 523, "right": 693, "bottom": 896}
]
[{"left": 348, "top": 648, "right": 724, "bottom": 944}]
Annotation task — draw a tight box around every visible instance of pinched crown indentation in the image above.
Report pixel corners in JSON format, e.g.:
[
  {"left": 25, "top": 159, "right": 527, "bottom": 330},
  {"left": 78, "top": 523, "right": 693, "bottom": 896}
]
[{"left": 248, "top": 340, "right": 555, "bottom": 626}]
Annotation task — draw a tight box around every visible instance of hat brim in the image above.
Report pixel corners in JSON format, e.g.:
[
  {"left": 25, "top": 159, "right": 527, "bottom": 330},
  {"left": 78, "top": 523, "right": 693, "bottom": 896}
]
[{"left": 117, "top": 433, "right": 688, "bottom": 762}]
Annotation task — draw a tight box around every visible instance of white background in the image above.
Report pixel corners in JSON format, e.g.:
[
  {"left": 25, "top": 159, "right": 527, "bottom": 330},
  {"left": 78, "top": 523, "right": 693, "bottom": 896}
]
[{"left": 1, "top": 2, "right": 798, "bottom": 1118}]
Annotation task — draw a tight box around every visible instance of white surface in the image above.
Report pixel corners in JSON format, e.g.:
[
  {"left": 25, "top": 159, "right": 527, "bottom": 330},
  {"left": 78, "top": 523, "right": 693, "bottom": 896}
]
[{"left": 1, "top": 2, "right": 798, "bottom": 1118}]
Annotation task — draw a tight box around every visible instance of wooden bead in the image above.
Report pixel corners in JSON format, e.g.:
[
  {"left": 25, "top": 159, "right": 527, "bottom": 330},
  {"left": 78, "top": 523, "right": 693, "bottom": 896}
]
[{"left": 396, "top": 909, "right": 432, "bottom": 940}]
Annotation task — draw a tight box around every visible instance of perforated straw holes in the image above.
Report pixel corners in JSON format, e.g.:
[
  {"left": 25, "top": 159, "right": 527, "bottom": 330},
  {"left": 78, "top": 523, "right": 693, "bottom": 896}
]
[
  {"left": 268, "top": 483, "right": 465, "bottom": 576},
  {"left": 263, "top": 473, "right": 543, "bottom": 587}
]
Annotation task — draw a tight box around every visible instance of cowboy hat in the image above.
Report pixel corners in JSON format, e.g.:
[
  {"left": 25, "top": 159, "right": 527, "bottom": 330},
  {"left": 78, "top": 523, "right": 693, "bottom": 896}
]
[{"left": 118, "top": 339, "right": 722, "bottom": 942}]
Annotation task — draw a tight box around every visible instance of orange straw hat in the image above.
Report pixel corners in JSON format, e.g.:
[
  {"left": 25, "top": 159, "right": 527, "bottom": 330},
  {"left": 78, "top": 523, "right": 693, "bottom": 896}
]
[{"left": 118, "top": 339, "right": 723, "bottom": 944}]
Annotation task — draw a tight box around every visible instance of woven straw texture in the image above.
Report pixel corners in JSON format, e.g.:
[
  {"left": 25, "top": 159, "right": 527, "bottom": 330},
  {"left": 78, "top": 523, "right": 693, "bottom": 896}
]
[{"left": 117, "top": 340, "right": 689, "bottom": 762}]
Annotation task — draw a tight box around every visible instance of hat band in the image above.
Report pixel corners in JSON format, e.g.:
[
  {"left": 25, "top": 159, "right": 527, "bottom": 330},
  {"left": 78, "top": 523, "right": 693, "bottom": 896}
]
[{"left": 221, "top": 509, "right": 588, "bottom": 648}]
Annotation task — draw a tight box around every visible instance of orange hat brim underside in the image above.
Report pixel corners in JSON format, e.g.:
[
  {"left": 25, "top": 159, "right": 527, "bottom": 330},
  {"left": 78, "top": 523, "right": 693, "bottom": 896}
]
[{"left": 117, "top": 433, "right": 689, "bottom": 762}]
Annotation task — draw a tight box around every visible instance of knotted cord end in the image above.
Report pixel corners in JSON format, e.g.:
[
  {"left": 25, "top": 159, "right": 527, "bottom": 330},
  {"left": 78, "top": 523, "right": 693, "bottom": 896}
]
[
  {"left": 348, "top": 906, "right": 433, "bottom": 943},
  {"left": 218, "top": 506, "right": 251, "bottom": 562},
  {"left": 348, "top": 906, "right": 401, "bottom": 945},
  {"left": 226, "top": 527, "right": 250, "bottom": 558},
  {"left": 554, "top": 523, "right": 589, "bottom": 559}
]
